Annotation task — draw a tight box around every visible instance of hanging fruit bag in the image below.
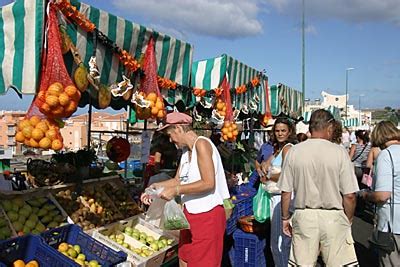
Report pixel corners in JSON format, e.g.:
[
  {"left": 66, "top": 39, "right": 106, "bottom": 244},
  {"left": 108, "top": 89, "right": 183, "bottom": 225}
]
[
  {"left": 35, "top": 4, "right": 81, "bottom": 120},
  {"left": 219, "top": 77, "right": 238, "bottom": 142},
  {"left": 133, "top": 37, "right": 166, "bottom": 120}
]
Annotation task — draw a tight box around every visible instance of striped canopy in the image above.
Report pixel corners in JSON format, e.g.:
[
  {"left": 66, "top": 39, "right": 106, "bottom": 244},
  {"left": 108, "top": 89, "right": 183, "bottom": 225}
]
[
  {"left": 64, "top": 0, "right": 193, "bottom": 105},
  {"left": 0, "top": 0, "right": 44, "bottom": 95},
  {"left": 270, "top": 83, "right": 303, "bottom": 117},
  {"left": 342, "top": 117, "right": 359, "bottom": 127},
  {"left": 303, "top": 105, "right": 342, "bottom": 123},
  {"left": 191, "top": 54, "right": 268, "bottom": 114}
]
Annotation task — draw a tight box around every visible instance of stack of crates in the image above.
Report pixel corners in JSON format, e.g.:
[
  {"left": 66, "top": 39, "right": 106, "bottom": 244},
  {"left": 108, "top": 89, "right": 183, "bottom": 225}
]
[{"left": 231, "top": 229, "right": 266, "bottom": 267}]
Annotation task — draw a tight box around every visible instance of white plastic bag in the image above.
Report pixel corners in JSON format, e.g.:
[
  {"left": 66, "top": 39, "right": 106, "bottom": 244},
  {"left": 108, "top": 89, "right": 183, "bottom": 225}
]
[
  {"left": 144, "top": 186, "right": 166, "bottom": 227},
  {"left": 163, "top": 199, "right": 190, "bottom": 230}
]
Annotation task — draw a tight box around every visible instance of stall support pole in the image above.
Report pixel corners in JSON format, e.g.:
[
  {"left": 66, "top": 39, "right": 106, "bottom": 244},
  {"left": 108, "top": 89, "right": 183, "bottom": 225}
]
[
  {"left": 87, "top": 100, "right": 93, "bottom": 150},
  {"left": 124, "top": 107, "right": 130, "bottom": 180}
]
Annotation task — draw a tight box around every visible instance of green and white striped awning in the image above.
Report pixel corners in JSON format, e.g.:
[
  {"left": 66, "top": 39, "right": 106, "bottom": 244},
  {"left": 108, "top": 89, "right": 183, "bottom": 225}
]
[
  {"left": 64, "top": 0, "right": 193, "bottom": 105},
  {"left": 0, "top": 0, "right": 44, "bottom": 95},
  {"left": 191, "top": 54, "right": 268, "bottom": 114},
  {"left": 303, "top": 105, "right": 341, "bottom": 123},
  {"left": 270, "top": 83, "right": 303, "bottom": 117},
  {"left": 342, "top": 118, "right": 359, "bottom": 127}
]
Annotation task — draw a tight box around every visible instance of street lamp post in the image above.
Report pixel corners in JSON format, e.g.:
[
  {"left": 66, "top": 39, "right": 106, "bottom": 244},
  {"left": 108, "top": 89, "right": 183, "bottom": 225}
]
[
  {"left": 359, "top": 94, "right": 365, "bottom": 126},
  {"left": 345, "top": 67, "right": 355, "bottom": 119}
]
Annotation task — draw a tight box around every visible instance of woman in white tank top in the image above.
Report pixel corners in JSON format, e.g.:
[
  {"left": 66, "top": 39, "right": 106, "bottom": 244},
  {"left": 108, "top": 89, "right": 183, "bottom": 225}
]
[{"left": 141, "top": 112, "right": 229, "bottom": 267}]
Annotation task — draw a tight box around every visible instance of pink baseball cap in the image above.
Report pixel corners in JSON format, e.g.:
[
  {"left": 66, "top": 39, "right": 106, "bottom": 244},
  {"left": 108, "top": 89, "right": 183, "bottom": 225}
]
[{"left": 157, "top": 112, "right": 192, "bottom": 131}]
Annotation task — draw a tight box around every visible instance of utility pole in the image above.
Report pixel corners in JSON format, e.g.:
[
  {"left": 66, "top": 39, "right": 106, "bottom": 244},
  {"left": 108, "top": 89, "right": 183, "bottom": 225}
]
[{"left": 302, "top": 0, "right": 305, "bottom": 113}]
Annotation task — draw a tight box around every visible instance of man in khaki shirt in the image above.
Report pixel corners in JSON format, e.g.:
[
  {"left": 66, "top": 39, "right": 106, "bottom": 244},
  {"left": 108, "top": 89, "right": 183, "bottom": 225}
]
[{"left": 278, "top": 109, "right": 359, "bottom": 266}]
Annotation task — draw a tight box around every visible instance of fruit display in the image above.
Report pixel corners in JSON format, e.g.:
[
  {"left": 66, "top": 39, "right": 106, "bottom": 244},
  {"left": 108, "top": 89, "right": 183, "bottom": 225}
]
[
  {"left": 135, "top": 92, "right": 166, "bottom": 120},
  {"left": 12, "top": 259, "right": 39, "bottom": 267},
  {"left": 101, "top": 183, "right": 142, "bottom": 218},
  {"left": 57, "top": 242, "right": 100, "bottom": 267},
  {"left": 108, "top": 232, "right": 155, "bottom": 258},
  {"left": 122, "top": 226, "right": 174, "bottom": 251},
  {"left": 38, "top": 82, "right": 81, "bottom": 119},
  {"left": 55, "top": 187, "right": 123, "bottom": 231},
  {"left": 15, "top": 116, "right": 64, "bottom": 151},
  {"left": 0, "top": 211, "right": 14, "bottom": 240},
  {"left": 215, "top": 98, "right": 227, "bottom": 118},
  {"left": 0, "top": 196, "right": 67, "bottom": 236},
  {"left": 221, "top": 121, "right": 239, "bottom": 142}
]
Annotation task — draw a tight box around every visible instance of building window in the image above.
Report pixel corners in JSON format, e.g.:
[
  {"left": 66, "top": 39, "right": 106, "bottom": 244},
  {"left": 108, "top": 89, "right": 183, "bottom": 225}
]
[
  {"left": 335, "top": 97, "right": 339, "bottom": 101},
  {"left": 8, "top": 136, "right": 14, "bottom": 143},
  {"left": 8, "top": 125, "right": 15, "bottom": 132}
]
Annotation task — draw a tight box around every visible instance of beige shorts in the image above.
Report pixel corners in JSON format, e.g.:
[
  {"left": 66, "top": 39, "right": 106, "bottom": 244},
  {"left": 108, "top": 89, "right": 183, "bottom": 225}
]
[{"left": 288, "top": 209, "right": 358, "bottom": 267}]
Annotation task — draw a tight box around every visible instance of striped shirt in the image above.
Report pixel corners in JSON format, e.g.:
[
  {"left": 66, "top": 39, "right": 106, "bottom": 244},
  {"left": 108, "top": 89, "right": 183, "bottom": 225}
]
[{"left": 352, "top": 143, "right": 371, "bottom": 168}]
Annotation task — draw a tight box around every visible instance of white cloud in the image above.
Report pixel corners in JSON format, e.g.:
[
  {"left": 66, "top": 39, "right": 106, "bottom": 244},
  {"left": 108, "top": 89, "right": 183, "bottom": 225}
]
[
  {"left": 264, "top": 0, "right": 400, "bottom": 26},
  {"left": 112, "top": 0, "right": 265, "bottom": 39}
]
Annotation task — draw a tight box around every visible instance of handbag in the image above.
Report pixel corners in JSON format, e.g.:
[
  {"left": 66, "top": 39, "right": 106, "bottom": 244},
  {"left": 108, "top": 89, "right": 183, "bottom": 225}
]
[
  {"left": 361, "top": 169, "right": 373, "bottom": 188},
  {"left": 368, "top": 150, "right": 397, "bottom": 253}
]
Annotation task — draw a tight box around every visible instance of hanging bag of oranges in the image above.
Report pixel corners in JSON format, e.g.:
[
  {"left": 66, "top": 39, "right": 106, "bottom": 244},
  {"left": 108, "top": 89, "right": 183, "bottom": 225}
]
[
  {"left": 35, "top": 4, "right": 81, "bottom": 120},
  {"left": 219, "top": 77, "right": 239, "bottom": 142},
  {"left": 134, "top": 38, "right": 166, "bottom": 121}
]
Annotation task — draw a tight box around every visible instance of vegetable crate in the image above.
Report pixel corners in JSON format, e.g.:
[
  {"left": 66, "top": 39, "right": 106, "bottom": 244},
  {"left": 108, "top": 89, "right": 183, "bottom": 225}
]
[
  {"left": 226, "top": 190, "right": 256, "bottom": 235},
  {"left": 41, "top": 224, "right": 127, "bottom": 267},
  {"left": 92, "top": 215, "right": 178, "bottom": 267},
  {"left": 0, "top": 235, "right": 72, "bottom": 267},
  {"left": 232, "top": 229, "right": 266, "bottom": 267}
]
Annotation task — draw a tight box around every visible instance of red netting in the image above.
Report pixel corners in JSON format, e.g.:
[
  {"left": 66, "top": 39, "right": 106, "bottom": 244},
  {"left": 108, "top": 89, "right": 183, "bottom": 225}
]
[
  {"left": 221, "top": 76, "right": 233, "bottom": 122},
  {"left": 33, "top": 4, "right": 80, "bottom": 120},
  {"left": 137, "top": 37, "right": 165, "bottom": 120}
]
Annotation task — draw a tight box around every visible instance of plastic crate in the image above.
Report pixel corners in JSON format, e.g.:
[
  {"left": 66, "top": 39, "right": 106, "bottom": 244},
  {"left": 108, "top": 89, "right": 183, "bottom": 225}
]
[
  {"left": 226, "top": 192, "right": 255, "bottom": 235},
  {"left": 0, "top": 235, "right": 72, "bottom": 267},
  {"left": 232, "top": 229, "right": 266, "bottom": 267},
  {"left": 41, "top": 224, "right": 127, "bottom": 267},
  {"left": 248, "top": 169, "right": 259, "bottom": 188}
]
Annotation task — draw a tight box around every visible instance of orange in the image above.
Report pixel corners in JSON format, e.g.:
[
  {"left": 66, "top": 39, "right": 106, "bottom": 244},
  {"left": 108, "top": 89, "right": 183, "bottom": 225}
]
[
  {"left": 216, "top": 102, "right": 224, "bottom": 110},
  {"left": 37, "top": 90, "right": 46, "bottom": 102},
  {"left": 157, "top": 109, "right": 165, "bottom": 118},
  {"left": 65, "top": 101, "right": 77, "bottom": 116},
  {"left": 24, "top": 138, "right": 31, "bottom": 146},
  {"left": 15, "top": 131, "right": 25, "bottom": 143},
  {"left": 40, "top": 103, "right": 51, "bottom": 114},
  {"left": 47, "top": 82, "right": 63, "bottom": 96},
  {"left": 70, "top": 90, "right": 81, "bottom": 102},
  {"left": 231, "top": 123, "right": 237, "bottom": 129},
  {"left": 52, "top": 106, "right": 65, "bottom": 117},
  {"left": 26, "top": 260, "right": 39, "bottom": 267},
  {"left": 29, "top": 116, "right": 41, "bottom": 127},
  {"left": 151, "top": 107, "right": 159, "bottom": 116},
  {"left": 146, "top": 92, "right": 157, "bottom": 102},
  {"left": 22, "top": 125, "right": 33, "bottom": 139},
  {"left": 64, "top": 85, "right": 77, "bottom": 97},
  {"left": 222, "top": 106, "right": 226, "bottom": 112},
  {"left": 58, "top": 93, "right": 70, "bottom": 106},
  {"left": 155, "top": 100, "right": 164, "bottom": 110},
  {"left": 219, "top": 111, "right": 226, "bottom": 117},
  {"left": 12, "top": 259, "right": 25, "bottom": 267},
  {"left": 233, "top": 130, "right": 239, "bottom": 136},
  {"left": 223, "top": 134, "right": 228, "bottom": 141},
  {"left": 35, "top": 121, "right": 49, "bottom": 132},
  {"left": 222, "top": 128, "right": 228, "bottom": 135},
  {"left": 39, "top": 137, "right": 51, "bottom": 149},
  {"left": 18, "top": 119, "right": 31, "bottom": 131},
  {"left": 45, "top": 129, "right": 58, "bottom": 141},
  {"left": 45, "top": 95, "right": 59, "bottom": 107},
  {"left": 30, "top": 139, "right": 39, "bottom": 148},
  {"left": 31, "top": 128, "right": 44, "bottom": 141},
  {"left": 227, "top": 132, "right": 233, "bottom": 139},
  {"left": 51, "top": 139, "right": 63, "bottom": 151}
]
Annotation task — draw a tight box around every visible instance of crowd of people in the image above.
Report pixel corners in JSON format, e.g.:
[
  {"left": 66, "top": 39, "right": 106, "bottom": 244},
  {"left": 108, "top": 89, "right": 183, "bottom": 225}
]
[{"left": 140, "top": 109, "right": 400, "bottom": 267}]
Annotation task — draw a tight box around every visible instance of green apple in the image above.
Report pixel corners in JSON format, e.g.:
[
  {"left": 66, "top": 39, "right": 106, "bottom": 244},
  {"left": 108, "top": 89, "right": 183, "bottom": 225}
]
[
  {"left": 131, "top": 233, "right": 139, "bottom": 240},
  {"left": 74, "top": 245, "right": 81, "bottom": 254},
  {"left": 77, "top": 253, "right": 86, "bottom": 261},
  {"left": 167, "top": 239, "right": 174, "bottom": 245},
  {"left": 146, "top": 236, "right": 155, "bottom": 244},
  {"left": 68, "top": 247, "right": 78, "bottom": 258},
  {"left": 150, "top": 243, "right": 159, "bottom": 251}
]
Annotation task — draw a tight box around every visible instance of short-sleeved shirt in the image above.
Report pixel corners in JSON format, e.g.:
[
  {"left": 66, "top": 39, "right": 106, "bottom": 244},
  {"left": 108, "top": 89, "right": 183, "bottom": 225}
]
[
  {"left": 256, "top": 142, "right": 274, "bottom": 163},
  {"left": 278, "top": 139, "right": 359, "bottom": 210},
  {"left": 351, "top": 143, "right": 371, "bottom": 168},
  {"left": 374, "top": 144, "right": 400, "bottom": 234}
]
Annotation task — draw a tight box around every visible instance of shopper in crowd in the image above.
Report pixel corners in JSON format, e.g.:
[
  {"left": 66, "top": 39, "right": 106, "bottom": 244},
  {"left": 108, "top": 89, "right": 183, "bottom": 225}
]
[
  {"left": 331, "top": 120, "right": 343, "bottom": 145},
  {"left": 342, "top": 126, "right": 351, "bottom": 150},
  {"left": 142, "top": 131, "right": 178, "bottom": 190},
  {"left": 141, "top": 112, "right": 229, "bottom": 267},
  {"left": 366, "top": 146, "right": 381, "bottom": 172},
  {"left": 296, "top": 132, "right": 308, "bottom": 143},
  {"left": 260, "top": 117, "right": 297, "bottom": 267},
  {"left": 350, "top": 130, "right": 371, "bottom": 182},
  {"left": 279, "top": 109, "right": 359, "bottom": 266},
  {"left": 255, "top": 121, "right": 274, "bottom": 179},
  {"left": 361, "top": 121, "right": 400, "bottom": 265}
]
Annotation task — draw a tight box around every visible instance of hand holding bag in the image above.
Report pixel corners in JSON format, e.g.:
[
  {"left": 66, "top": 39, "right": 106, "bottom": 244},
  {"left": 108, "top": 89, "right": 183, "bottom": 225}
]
[{"left": 368, "top": 150, "right": 397, "bottom": 253}]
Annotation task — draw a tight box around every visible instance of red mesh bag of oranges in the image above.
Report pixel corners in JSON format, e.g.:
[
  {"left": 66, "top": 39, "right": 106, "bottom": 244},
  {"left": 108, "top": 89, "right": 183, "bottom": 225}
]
[
  {"left": 35, "top": 5, "right": 81, "bottom": 120},
  {"left": 219, "top": 77, "right": 239, "bottom": 142},
  {"left": 135, "top": 38, "right": 166, "bottom": 121}
]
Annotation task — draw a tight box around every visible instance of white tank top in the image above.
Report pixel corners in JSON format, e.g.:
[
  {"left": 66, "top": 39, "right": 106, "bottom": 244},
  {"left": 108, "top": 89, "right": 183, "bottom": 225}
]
[{"left": 179, "top": 136, "right": 230, "bottom": 214}]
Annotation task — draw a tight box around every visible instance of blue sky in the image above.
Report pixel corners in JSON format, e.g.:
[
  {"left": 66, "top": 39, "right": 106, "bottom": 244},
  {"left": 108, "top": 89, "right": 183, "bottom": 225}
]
[{"left": 1, "top": 0, "right": 399, "bottom": 112}]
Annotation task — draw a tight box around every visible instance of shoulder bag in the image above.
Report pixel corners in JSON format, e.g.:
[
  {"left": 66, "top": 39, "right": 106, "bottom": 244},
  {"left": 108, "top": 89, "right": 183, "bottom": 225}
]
[{"left": 368, "top": 149, "right": 397, "bottom": 253}]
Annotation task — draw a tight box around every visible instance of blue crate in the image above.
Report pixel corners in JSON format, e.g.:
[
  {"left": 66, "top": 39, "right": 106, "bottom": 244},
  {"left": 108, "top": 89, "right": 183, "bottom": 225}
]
[
  {"left": 232, "top": 229, "right": 266, "bottom": 267},
  {"left": 41, "top": 224, "right": 127, "bottom": 267},
  {"left": 248, "top": 169, "right": 259, "bottom": 187},
  {"left": 226, "top": 192, "right": 255, "bottom": 235},
  {"left": 0, "top": 235, "right": 72, "bottom": 267}
]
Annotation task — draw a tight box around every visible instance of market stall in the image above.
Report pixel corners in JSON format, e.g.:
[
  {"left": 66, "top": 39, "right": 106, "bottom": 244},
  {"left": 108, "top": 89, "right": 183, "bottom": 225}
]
[
  {"left": 269, "top": 83, "right": 304, "bottom": 118},
  {"left": 302, "top": 105, "right": 341, "bottom": 123}
]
